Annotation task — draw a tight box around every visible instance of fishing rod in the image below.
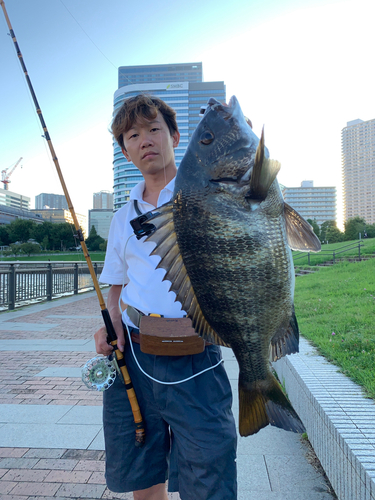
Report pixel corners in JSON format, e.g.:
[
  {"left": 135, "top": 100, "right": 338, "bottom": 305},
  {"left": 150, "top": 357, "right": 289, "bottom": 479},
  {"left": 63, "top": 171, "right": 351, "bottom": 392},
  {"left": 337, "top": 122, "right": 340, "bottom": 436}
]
[{"left": 0, "top": 0, "right": 145, "bottom": 447}]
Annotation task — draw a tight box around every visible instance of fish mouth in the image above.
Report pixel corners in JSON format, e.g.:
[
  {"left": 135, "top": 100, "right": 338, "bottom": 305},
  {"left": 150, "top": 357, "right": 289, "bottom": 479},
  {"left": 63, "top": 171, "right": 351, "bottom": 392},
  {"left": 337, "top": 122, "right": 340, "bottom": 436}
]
[
  {"left": 206, "top": 96, "right": 238, "bottom": 120},
  {"left": 210, "top": 176, "right": 239, "bottom": 185}
]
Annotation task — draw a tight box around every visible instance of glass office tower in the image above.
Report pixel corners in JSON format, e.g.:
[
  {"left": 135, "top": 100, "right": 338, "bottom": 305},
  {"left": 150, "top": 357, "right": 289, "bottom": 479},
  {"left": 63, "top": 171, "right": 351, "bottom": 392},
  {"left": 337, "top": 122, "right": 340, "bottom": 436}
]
[{"left": 112, "top": 63, "right": 226, "bottom": 210}]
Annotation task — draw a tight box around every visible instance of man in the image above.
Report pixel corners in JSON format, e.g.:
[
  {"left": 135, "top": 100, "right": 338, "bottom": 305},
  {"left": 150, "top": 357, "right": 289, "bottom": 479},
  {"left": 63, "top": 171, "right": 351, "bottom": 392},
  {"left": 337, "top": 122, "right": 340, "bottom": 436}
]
[{"left": 95, "top": 94, "right": 237, "bottom": 500}]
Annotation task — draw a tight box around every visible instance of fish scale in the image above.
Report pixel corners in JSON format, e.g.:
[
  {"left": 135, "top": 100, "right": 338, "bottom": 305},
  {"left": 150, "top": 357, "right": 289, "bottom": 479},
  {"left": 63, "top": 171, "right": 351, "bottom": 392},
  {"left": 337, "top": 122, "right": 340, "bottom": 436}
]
[{"left": 174, "top": 183, "right": 293, "bottom": 393}]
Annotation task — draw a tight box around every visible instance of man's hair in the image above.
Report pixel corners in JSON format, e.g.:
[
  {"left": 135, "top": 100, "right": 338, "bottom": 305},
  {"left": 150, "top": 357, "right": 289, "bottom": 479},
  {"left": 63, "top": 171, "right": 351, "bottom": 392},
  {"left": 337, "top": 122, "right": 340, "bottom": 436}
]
[{"left": 111, "top": 94, "right": 178, "bottom": 151}]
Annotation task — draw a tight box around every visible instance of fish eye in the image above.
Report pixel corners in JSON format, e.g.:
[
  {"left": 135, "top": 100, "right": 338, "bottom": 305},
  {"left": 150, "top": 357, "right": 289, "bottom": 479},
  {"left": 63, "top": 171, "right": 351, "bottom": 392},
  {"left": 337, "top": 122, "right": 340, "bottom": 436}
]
[{"left": 199, "top": 131, "right": 214, "bottom": 145}]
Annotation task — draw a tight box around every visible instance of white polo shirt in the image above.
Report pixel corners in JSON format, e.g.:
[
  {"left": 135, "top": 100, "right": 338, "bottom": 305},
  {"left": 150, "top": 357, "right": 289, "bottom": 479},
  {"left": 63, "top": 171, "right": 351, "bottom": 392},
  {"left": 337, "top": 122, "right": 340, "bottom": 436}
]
[{"left": 99, "top": 178, "right": 184, "bottom": 326}]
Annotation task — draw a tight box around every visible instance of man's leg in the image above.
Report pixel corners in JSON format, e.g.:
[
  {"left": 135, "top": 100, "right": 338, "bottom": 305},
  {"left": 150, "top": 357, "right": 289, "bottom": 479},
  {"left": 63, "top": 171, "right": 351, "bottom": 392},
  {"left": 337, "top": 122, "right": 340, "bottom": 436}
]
[
  {"left": 103, "top": 342, "right": 170, "bottom": 493},
  {"left": 158, "top": 345, "right": 237, "bottom": 500},
  {"left": 133, "top": 483, "right": 168, "bottom": 500}
]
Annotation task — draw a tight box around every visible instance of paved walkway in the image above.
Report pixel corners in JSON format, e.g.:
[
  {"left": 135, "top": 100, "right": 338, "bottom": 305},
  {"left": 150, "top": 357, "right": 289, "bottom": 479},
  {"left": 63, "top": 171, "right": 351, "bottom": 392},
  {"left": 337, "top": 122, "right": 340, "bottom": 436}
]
[{"left": 0, "top": 292, "right": 336, "bottom": 500}]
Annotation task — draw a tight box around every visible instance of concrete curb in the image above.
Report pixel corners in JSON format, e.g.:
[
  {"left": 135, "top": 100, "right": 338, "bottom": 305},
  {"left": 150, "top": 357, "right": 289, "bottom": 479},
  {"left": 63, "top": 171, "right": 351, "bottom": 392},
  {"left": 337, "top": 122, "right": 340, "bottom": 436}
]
[{"left": 273, "top": 337, "right": 375, "bottom": 500}]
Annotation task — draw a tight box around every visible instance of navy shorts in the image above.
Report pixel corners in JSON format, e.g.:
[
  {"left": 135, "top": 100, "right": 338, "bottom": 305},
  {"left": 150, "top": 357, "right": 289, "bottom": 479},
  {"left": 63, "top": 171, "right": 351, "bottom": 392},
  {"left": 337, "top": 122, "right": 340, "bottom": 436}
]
[{"left": 103, "top": 331, "right": 237, "bottom": 500}]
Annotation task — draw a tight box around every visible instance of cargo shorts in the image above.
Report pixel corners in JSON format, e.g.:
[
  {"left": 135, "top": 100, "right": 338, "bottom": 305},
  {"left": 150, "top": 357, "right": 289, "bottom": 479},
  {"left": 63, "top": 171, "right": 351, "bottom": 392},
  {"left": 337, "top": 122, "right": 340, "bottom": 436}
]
[{"left": 103, "top": 329, "right": 237, "bottom": 500}]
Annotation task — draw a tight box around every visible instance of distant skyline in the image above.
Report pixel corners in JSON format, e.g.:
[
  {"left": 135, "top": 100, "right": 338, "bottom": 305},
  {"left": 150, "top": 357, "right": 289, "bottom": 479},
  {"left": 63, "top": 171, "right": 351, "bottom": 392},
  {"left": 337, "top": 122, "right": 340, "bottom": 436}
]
[{"left": 1, "top": 0, "right": 375, "bottom": 229}]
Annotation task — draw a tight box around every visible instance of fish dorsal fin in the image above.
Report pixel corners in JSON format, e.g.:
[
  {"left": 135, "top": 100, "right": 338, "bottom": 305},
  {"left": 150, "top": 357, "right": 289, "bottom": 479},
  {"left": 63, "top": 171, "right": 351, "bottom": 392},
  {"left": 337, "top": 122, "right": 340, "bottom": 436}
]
[
  {"left": 248, "top": 128, "right": 281, "bottom": 200},
  {"left": 284, "top": 203, "right": 321, "bottom": 252},
  {"left": 269, "top": 307, "right": 299, "bottom": 362},
  {"left": 146, "top": 203, "right": 230, "bottom": 347}
]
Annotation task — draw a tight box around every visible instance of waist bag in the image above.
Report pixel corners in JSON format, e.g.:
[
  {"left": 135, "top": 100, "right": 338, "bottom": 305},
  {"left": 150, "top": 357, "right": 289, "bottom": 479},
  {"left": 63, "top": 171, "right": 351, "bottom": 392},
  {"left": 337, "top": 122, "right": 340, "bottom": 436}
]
[
  {"left": 139, "top": 316, "right": 205, "bottom": 356},
  {"left": 125, "top": 305, "right": 206, "bottom": 356}
]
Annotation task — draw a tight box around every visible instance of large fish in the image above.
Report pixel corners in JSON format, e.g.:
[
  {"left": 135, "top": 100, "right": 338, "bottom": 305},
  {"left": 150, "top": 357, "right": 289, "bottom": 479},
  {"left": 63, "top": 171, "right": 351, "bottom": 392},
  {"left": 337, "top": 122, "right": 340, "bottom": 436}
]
[{"left": 145, "top": 96, "right": 321, "bottom": 436}]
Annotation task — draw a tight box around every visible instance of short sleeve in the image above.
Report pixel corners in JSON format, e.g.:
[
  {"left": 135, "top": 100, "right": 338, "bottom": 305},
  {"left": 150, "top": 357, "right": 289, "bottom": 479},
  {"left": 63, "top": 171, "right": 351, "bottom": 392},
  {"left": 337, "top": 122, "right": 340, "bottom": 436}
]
[{"left": 99, "top": 212, "right": 129, "bottom": 285}]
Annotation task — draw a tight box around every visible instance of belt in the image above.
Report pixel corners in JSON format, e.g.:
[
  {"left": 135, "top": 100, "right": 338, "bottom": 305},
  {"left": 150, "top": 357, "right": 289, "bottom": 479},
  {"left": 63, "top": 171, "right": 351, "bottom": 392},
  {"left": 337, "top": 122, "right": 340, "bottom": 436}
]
[
  {"left": 126, "top": 306, "right": 144, "bottom": 328},
  {"left": 131, "top": 333, "right": 141, "bottom": 344},
  {"left": 122, "top": 322, "right": 142, "bottom": 345},
  {"left": 130, "top": 330, "right": 142, "bottom": 344}
]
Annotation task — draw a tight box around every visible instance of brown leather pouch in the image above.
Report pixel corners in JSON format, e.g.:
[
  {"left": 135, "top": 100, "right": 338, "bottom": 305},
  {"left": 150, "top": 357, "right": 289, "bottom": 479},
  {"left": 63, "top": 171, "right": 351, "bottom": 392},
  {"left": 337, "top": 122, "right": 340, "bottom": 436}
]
[{"left": 139, "top": 316, "right": 205, "bottom": 356}]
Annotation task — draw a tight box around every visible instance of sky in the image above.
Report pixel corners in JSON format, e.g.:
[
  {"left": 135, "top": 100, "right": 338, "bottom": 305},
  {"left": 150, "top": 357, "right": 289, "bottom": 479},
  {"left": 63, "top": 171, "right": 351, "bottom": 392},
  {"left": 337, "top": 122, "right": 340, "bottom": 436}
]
[{"left": 1, "top": 0, "right": 374, "bottom": 229}]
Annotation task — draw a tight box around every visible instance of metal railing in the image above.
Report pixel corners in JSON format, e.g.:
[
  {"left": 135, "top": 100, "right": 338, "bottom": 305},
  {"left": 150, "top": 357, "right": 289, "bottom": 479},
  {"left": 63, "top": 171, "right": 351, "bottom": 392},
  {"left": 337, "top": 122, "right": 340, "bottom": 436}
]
[
  {"left": 293, "top": 242, "right": 364, "bottom": 265},
  {"left": 0, "top": 261, "right": 106, "bottom": 310}
]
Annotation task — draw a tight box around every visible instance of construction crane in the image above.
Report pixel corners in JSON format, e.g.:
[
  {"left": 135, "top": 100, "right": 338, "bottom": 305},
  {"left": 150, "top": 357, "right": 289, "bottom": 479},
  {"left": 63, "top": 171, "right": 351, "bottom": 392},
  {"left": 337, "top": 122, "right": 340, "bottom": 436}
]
[{"left": 1, "top": 157, "right": 22, "bottom": 190}]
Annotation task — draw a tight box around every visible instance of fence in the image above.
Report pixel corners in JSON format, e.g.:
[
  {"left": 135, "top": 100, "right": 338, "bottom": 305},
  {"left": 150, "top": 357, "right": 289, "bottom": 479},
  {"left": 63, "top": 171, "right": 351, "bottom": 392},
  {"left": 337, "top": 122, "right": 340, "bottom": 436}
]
[
  {"left": 0, "top": 261, "right": 106, "bottom": 310},
  {"left": 293, "top": 241, "right": 364, "bottom": 266}
]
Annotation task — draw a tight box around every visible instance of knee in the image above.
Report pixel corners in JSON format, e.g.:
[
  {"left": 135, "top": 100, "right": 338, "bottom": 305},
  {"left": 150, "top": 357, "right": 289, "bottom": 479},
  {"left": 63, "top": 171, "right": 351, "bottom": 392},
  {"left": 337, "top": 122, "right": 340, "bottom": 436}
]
[
  {"left": 133, "top": 490, "right": 148, "bottom": 500},
  {"left": 133, "top": 482, "right": 168, "bottom": 500}
]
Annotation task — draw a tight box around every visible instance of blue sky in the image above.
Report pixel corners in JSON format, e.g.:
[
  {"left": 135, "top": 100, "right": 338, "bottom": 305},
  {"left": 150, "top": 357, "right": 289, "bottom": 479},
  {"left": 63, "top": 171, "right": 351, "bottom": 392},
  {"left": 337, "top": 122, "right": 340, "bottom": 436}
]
[{"left": 1, "top": 0, "right": 374, "bottom": 227}]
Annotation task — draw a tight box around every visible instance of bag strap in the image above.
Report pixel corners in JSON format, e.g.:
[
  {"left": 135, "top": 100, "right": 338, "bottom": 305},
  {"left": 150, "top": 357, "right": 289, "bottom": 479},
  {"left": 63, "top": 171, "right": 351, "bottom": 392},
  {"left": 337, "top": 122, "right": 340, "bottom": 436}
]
[{"left": 133, "top": 199, "right": 142, "bottom": 216}]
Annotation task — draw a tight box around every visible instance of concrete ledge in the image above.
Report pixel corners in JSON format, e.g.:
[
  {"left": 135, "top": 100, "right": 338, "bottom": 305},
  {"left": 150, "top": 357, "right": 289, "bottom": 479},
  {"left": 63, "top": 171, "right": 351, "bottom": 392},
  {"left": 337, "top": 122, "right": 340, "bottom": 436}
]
[{"left": 273, "top": 337, "right": 375, "bottom": 500}]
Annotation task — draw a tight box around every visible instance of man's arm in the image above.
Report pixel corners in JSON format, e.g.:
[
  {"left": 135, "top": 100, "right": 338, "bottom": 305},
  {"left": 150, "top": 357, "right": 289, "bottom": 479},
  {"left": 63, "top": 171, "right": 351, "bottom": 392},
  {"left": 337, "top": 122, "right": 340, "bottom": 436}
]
[{"left": 94, "top": 285, "right": 127, "bottom": 355}]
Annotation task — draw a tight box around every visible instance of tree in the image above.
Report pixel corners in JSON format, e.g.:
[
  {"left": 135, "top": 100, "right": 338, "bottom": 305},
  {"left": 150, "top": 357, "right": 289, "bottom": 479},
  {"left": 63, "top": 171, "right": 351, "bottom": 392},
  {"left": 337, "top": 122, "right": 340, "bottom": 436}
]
[
  {"left": 7, "top": 243, "right": 23, "bottom": 257},
  {"left": 0, "top": 225, "right": 10, "bottom": 246},
  {"left": 55, "top": 223, "right": 76, "bottom": 251},
  {"left": 344, "top": 217, "right": 367, "bottom": 241},
  {"left": 49, "top": 223, "right": 76, "bottom": 251},
  {"left": 85, "top": 225, "right": 105, "bottom": 251},
  {"left": 307, "top": 219, "right": 320, "bottom": 239},
  {"left": 32, "top": 221, "right": 54, "bottom": 250},
  {"left": 7, "top": 219, "right": 36, "bottom": 243},
  {"left": 320, "top": 220, "right": 336, "bottom": 243},
  {"left": 365, "top": 223, "right": 375, "bottom": 238},
  {"left": 20, "top": 242, "right": 41, "bottom": 257},
  {"left": 99, "top": 240, "right": 107, "bottom": 252},
  {"left": 325, "top": 226, "right": 344, "bottom": 243}
]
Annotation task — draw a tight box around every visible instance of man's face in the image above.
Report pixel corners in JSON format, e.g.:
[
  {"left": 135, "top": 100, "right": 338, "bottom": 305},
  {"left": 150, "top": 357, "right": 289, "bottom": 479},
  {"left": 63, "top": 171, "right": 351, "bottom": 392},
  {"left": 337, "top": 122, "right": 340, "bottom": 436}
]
[{"left": 122, "top": 111, "right": 180, "bottom": 177}]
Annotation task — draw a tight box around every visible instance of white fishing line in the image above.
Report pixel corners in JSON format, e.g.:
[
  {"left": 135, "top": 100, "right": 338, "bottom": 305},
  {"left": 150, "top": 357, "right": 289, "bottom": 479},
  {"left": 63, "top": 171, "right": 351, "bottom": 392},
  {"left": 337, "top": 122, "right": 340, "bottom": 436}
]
[{"left": 118, "top": 234, "right": 224, "bottom": 385}]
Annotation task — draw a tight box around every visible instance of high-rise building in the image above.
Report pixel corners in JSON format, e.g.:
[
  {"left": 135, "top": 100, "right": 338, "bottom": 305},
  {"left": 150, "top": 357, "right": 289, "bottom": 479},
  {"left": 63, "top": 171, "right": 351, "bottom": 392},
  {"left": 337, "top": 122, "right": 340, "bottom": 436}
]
[
  {"left": 118, "top": 62, "right": 203, "bottom": 88},
  {"left": 35, "top": 193, "right": 68, "bottom": 210},
  {"left": 93, "top": 191, "right": 113, "bottom": 210},
  {"left": 112, "top": 62, "right": 226, "bottom": 210},
  {"left": 0, "top": 187, "right": 30, "bottom": 210},
  {"left": 342, "top": 118, "right": 375, "bottom": 224},
  {"left": 88, "top": 209, "right": 114, "bottom": 240},
  {"left": 282, "top": 181, "right": 336, "bottom": 225}
]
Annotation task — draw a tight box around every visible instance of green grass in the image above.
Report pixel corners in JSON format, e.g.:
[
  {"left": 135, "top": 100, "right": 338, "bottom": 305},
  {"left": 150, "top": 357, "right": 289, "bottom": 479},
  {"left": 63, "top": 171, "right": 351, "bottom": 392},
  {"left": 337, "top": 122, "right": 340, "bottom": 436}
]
[
  {"left": 294, "top": 258, "right": 375, "bottom": 399},
  {"left": 0, "top": 252, "right": 106, "bottom": 262},
  {"left": 293, "top": 237, "right": 375, "bottom": 266}
]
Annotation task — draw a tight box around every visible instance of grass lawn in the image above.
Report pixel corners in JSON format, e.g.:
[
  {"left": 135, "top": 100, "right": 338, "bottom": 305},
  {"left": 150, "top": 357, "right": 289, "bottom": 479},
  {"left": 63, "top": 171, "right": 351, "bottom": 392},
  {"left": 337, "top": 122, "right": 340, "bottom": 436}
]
[
  {"left": 294, "top": 258, "right": 375, "bottom": 399},
  {"left": 293, "top": 237, "right": 375, "bottom": 266},
  {"left": 0, "top": 252, "right": 106, "bottom": 262}
]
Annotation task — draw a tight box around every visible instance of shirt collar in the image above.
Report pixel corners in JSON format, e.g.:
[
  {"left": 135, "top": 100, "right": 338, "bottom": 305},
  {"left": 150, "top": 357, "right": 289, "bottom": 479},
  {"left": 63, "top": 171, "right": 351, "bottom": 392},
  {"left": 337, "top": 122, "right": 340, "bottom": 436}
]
[
  {"left": 129, "top": 177, "right": 175, "bottom": 202},
  {"left": 129, "top": 181, "right": 146, "bottom": 202}
]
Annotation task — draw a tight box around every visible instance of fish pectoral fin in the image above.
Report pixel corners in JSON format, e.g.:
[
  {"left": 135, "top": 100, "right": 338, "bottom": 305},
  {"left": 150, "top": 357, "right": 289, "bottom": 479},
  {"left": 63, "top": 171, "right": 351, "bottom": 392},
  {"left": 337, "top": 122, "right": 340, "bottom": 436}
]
[
  {"left": 145, "top": 203, "right": 230, "bottom": 348},
  {"left": 247, "top": 127, "right": 281, "bottom": 201},
  {"left": 239, "top": 374, "right": 305, "bottom": 437},
  {"left": 270, "top": 309, "right": 299, "bottom": 361},
  {"left": 284, "top": 203, "right": 322, "bottom": 252}
]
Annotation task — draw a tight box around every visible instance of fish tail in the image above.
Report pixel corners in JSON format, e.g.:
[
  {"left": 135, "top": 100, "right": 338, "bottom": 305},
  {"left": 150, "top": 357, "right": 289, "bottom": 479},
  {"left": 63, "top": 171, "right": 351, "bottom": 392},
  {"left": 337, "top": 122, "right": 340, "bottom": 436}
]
[{"left": 239, "top": 373, "right": 305, "bottom": 436}]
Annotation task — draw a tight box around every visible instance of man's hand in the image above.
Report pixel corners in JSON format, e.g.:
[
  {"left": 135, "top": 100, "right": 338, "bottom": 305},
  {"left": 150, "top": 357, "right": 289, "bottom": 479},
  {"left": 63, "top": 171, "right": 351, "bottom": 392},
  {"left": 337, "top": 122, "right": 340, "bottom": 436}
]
[
  {"left": 94, "top": 325, "right": 114, "bottom": 356},
  {"left": 94, "top": 285, "right": 126, "bottom": 355}
]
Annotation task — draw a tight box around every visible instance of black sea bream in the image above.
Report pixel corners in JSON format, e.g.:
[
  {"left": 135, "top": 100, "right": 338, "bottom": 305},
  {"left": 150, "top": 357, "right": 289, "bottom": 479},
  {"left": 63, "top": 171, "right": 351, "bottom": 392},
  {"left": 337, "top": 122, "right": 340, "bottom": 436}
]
[{"left": 146, "top": 96, "right": 321, "bottom": 436}]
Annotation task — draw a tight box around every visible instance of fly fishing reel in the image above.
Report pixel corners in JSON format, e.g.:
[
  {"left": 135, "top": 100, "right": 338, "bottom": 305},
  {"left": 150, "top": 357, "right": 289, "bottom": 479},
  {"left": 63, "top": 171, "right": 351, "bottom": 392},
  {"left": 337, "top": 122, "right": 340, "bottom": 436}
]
[{"left": 82, "top": 355, "right": 119, "bottom": 391}]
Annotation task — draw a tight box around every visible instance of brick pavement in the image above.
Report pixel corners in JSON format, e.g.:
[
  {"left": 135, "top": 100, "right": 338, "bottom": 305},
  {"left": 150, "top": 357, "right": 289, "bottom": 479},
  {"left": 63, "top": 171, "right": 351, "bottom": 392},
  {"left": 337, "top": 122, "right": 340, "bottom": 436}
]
[
  {"left": 0, "top": 295, "right": 103, "bottom": 406},
  {"left": 0, "top": 447, "right": 126, "bottom": 499},
  {"left": 0, "top": 447, "right": 180, "bottom": 499}
]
